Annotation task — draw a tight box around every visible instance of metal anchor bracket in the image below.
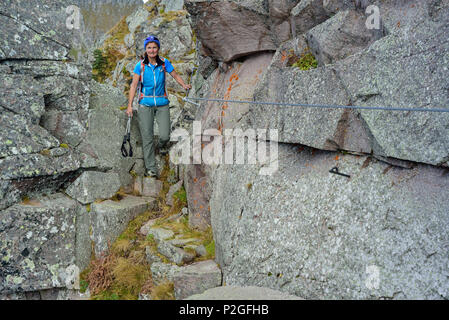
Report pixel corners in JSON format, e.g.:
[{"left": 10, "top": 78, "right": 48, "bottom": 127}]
[{"left": 329, "top": 166, "right": 350, "bottom": 178}]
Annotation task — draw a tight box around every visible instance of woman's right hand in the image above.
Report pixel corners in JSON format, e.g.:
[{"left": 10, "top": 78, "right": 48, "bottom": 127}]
[{"left": 126, "top": 106, "right": 133, "bottom": 117}]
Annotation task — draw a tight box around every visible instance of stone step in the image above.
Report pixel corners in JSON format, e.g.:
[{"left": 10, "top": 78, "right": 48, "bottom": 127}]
[
  {"left": 173, "top": 260, "right": 222, "bottom": 300},
  {"left": 168, "top": 238, "right": 199, "bottom": 247},
  {"left": 184, "top": 285, "right": 303, "bottom": 300},
  {"left": 133, "top": 176, "right": 163, "bottom": 198},
  {"left": 91, "top": 195, "right": 157, "bottom": 256},
  {"left": 150, "top": 260, "right": 222, "bottom": 300},
  {"left": 147, "top": 227, "right": 175, "bottom": 242},
  {"left": 157, "top": 241, "right": 195, "bottom": 265}
]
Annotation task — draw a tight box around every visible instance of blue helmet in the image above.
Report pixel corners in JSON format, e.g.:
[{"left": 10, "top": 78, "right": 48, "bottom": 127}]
[{"left": 144, "top": 35, "right": 160, "bottom": 50}]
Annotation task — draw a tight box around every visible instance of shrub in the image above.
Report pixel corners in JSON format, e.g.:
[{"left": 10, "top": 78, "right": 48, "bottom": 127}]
[{"left": 292, "top": 48, "right": 318, "bottom": 71}]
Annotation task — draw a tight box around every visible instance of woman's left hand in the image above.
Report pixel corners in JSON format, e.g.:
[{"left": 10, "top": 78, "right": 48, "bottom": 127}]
[{"left": 183, "top": 84, "right": 192, "bottom": 90}]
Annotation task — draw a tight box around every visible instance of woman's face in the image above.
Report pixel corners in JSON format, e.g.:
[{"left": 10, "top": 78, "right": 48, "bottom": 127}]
[{"left": 146, "top": 42, "right": 159, "bottom": 59}]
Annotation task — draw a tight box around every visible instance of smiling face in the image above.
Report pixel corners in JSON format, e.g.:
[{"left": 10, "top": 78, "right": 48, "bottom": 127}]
[{"left": 145, "top": 42, "right": 159, "bottom": 60}]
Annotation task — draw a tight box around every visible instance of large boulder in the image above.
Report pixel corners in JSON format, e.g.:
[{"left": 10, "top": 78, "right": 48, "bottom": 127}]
[
  {"left": 306, "top": 9, "right": 384, "bottom": 66},
  {"left": 290, "top": 0, "right": 332, "bottom": 36},
  {"left": 268, "top": 0, "right": 301, "bottom": 43},
  {"left": 209, "top": 144, "right": 449, "bottom": 299},
  {"left": 65, "top": 171, "right": 121, "bottom": 204},
  {"left": 248, "top": 1, "right": 449, "bottom": 166},
  {"left": 185, "top": 0, "right": 276, "bottom": 62},
  {"left": 332, "top": 5, "right": 449, "bottom": 166},
  {"left": 0, "top": 194, "right": 86, "bottom": 293}
]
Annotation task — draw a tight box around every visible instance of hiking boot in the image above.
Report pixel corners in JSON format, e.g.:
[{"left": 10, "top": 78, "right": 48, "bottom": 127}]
[
  {"left": 158, "top": 143, "right": 171, "bottom": 156},
  {"left": 159, "top": 146, "right": 169, "bottom": 156},
  {"left": 144, "top": 170, "right": 157, "bottom": 178}
]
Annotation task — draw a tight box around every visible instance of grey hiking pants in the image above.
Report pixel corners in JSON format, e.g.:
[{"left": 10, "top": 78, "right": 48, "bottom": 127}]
[{"left": 136, "top": 104, "right": 170, "bottom": 172}]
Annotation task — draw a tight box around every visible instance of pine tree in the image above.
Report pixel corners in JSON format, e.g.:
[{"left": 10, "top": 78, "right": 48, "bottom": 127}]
[{"left": 92, "top": 49, "right": 107, "bottom": 82}]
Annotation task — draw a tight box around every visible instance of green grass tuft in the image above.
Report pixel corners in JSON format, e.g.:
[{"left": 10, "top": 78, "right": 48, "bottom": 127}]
[
  {"left": 173, "top": 186, "right": 187, "bottom": 204},
  {"left": 291, "top": 48, "right": 318, "bottom": 71}
]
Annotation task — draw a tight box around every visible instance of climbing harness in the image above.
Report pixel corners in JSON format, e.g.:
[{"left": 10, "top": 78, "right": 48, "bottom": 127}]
[
  {"left": 121, "top": 116, "right": 133, "bottom": 157},
  {"left": 138, "top": 59, "right": 168, "bottom": 105}
]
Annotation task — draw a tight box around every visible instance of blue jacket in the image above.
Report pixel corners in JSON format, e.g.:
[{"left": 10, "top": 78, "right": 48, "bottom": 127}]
[{"left": 133, "top": 58, "right": 174, "bottom": 107}]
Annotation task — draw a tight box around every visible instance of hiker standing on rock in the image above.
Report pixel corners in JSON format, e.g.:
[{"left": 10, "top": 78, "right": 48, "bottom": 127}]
[{"left": 127, "top": 35, "right": 191, "bottom": 178}]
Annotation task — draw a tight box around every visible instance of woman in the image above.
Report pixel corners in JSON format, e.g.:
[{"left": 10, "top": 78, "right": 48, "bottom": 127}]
[{"left": 127, "top": 36, "right": 191, "bottom": 178}]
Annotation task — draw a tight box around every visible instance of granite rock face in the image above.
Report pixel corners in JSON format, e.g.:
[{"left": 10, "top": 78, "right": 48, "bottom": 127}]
[
  {"left": 2, "top": 0, "right": 449, "bottom": 301},
  {"left": 66, "top": 171, "right": 121, "bottom": 204},
  {"left": 248, "top": 1, "right": 449, "bottom": 166},
  {"left": 306, "top": 9, "right": 384, "bottom": 66},
  {"left": 181, "top": 4, "right": 449, "bottom": 299},
  {"left": 0, "top": 0, "right": 92, "bottom": 211},
  {"left": 209, "top": 144, "right": 449, "bottom": 299},
  {"left": 332, "top": 11, "right": 449, "bottom": 166},
  {"left": 1, "top": 0, "right": 164, "bottom": 295},
  {"left": 185, "top": 0, "right": 277, "bottom": 62},
  {"left": 290, "top": 0, "right": 332, "bottom": 36},
  {"left": 0, "top": 194, "right": 85, "bottom": 293},
  {"left": 0, "top": 0, "right": 74, "bottom": 61},
  {"left": 183, "top": 51, "right": 274, "bottom": 230}
]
